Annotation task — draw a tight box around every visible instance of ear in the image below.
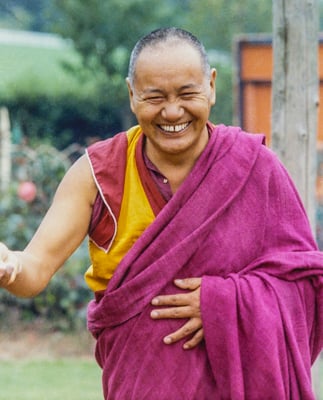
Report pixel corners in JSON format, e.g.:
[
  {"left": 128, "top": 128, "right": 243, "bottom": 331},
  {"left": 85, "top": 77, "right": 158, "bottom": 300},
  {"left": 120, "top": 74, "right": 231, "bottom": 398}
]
[
  {"left": 126, "top": 77, "right": 135, "bottom": 113},
  {"left": 209, "top": 68, "right": 217, "bottom": 105}
]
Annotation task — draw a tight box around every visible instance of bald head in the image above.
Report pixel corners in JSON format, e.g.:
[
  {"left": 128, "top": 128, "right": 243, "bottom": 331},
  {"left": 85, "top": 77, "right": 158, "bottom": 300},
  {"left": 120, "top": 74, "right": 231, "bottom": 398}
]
[{"left": 127, "top": 27, "right": 211, "bottom": 86}]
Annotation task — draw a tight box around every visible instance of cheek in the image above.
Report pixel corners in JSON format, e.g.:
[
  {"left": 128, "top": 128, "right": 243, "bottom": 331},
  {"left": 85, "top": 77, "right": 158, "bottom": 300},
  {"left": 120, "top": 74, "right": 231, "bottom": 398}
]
[{"left": 136, "top": 106, "right": 159, "bottom": 122}]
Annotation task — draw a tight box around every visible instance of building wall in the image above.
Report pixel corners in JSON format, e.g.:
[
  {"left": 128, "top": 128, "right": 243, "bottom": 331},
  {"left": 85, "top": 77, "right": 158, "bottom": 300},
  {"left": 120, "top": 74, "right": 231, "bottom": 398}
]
[{"left": 235, "top": 36, "right": 323, "bottom": 144}]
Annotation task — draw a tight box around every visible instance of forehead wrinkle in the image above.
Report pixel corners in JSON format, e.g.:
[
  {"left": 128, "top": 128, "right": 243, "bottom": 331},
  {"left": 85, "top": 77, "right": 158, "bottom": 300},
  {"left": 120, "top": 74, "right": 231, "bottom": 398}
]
[{"left": 139, "top": 83, "right": 202, "bottom": 95}]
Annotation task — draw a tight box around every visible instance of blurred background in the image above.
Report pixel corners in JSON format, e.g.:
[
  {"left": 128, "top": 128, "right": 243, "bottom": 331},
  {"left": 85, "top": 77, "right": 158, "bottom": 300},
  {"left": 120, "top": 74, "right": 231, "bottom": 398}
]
[
  {"left": 0, "top": 1, "right": 322, "bottom": 399},
  {"left": 0, "top": 0, "right": 274, "bottom": 334}
]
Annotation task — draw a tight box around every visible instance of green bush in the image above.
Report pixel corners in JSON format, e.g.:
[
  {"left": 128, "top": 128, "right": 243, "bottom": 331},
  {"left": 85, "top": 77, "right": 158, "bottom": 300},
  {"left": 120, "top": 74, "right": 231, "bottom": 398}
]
[
  {"left": 2, "top": 89, "right": 122, "bottom": 149},
  {"left": 0, "top": 143, "right": 92, "bottom": 330},
  {"left": 0, "top": 144, "right": 68, "bottom": 245},
  {"left": 0, "top": 242, "right": 91, "bottom": 331}
]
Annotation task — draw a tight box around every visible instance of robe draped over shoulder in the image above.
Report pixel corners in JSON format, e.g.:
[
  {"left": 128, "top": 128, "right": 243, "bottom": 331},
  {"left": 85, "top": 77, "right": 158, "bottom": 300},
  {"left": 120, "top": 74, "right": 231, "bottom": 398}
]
[{"left": 87, "top": 124, "right": 323, "bottom": 400}]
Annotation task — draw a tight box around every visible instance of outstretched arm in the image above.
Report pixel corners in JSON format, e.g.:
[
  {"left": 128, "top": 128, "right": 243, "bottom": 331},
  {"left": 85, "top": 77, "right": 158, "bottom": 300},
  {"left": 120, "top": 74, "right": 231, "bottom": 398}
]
[{"left": 0, "top": 154, "right": 97, "bottom": 297}]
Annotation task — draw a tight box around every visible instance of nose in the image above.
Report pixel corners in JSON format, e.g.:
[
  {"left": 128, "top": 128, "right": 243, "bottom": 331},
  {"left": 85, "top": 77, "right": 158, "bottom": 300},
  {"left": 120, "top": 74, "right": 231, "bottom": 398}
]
[{"left": 161, "top": 100, "right": 184, "bottom": 121}]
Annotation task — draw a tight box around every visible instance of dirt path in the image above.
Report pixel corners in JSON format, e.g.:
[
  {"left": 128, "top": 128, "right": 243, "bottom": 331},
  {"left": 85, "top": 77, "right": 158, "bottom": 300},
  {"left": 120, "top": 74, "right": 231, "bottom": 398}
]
[{"left": 0, "top": 328, "right": 96, "bottom": 360}]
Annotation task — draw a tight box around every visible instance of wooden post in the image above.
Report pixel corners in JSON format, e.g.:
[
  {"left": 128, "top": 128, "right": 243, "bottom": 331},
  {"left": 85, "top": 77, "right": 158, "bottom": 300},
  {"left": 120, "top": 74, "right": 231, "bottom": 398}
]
[
  {"left": 272, "top": 0, "right": 321, "bottom": 394},
  {"left": 271, "top": 0, "right": 319, "bottom": 232},
  {"left": 0, "top": 107, "right": 12, "bottom": 192}
]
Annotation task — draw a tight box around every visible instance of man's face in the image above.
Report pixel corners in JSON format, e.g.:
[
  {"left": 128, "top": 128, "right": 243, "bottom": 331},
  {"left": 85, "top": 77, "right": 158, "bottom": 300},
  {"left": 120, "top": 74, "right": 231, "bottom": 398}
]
[{"left": 127, "top": 41, "right": 216, "bottom": 163}]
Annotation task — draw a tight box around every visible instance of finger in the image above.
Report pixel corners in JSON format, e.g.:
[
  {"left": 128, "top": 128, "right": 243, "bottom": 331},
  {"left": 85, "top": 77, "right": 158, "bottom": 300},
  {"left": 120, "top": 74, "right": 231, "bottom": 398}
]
[
  {"left": 183, "top": 328, "right": 204, "bottom": 350},
  {"left": 151, "top": 305, "right": 192, "bottom": 320},
  {"left": 0, "top": 264, "right": 12, "bottom": 284},
  {"left": 174, "top": 278, "right": 202, "bottom": 290},
  {"left": 7, "top": 254, "right": 22, "bottom": 285},
  {"left": 162, "top": 318, "right": 203, "bottom": 345},
  {"left": 0, "top": 252, "right": 22, "bottom": 286},
  {"left": 151, "top": 293, "right": 192, "bottom": 307},
  {"left": 0, "top": 242, "right": 9, "bottom": 261},
  {"left": 7, "top": 264, "right": 19, "bottom": 285},
  {"left": 0, "top": 264, "right": 6, "bottom": 280}
]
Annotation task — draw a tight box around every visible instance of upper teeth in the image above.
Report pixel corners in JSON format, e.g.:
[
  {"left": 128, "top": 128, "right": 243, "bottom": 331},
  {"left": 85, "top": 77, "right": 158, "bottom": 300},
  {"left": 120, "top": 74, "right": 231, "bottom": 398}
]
[{"left": 160, "top": 123, "right": 189, "bottom": 132}]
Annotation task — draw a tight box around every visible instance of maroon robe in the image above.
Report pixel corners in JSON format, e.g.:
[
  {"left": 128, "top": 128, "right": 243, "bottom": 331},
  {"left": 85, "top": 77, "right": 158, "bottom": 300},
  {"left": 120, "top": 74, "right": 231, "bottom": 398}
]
[{"left": 87, "top": 124, "right": 323, "bottom": 399}]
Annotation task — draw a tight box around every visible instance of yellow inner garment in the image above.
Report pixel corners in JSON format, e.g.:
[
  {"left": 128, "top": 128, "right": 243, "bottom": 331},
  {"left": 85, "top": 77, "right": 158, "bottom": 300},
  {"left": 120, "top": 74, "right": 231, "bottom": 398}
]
[{"left": 85, "top": 126, "right": 156, "bottom": 292}]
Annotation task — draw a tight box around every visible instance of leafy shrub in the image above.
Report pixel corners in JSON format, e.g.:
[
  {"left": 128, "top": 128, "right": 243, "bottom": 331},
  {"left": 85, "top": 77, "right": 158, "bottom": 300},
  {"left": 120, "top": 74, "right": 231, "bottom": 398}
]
[
  {"left": 0, "top": 142, "right": 92, "bottom": 331},
  {"left": 2, "top": 89, "right": 122, "bottom": 149},
  {"left": 0, "top": 144, "right": 69, "bottom": 244},
  {"left": 0, "top": 241, "right": 91, "bottom": 331}
]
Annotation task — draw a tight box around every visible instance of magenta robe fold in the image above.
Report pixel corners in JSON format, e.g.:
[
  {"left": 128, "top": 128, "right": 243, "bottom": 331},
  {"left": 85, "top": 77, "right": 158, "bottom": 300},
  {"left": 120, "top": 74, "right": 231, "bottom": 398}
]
[{"left": 87, "top": 124, "right": 323, "bottom": 400}]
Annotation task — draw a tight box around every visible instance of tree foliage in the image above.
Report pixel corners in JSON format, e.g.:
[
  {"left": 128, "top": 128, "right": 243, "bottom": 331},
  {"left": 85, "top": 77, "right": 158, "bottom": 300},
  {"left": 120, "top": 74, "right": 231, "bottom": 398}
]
[
  {"left": 53, "top": 0, "right": 183, "bottom": 76},
  {"left": 49, "top": 0, "right": 272, "bottom": 127},
  {"left": 0, "top": 0, "right": 286, "bottom": 330},
  {"left": 50, "top": 0, "right": 185, "bottom": 128},
  {"left": 185, "top": 0, "right": 272, "bottom": 50},
  {"left": 0, "top": 0, "right": 275, "bottom": 140},
  {"left": 0, "top": 0, "right": 56, "bottom": 32}
]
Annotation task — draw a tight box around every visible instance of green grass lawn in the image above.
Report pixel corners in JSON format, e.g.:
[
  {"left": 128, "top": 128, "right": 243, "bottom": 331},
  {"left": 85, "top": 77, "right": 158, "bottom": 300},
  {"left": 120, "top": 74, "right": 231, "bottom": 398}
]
[
  {"left": 0, "top": 359, "right": 102, "bottom": 400},
  {"left": 0, "top": 41, "right": 82, "bottom": 96},
  {"left": 0, "top": 355, "right": 322, "bottom": 399}
]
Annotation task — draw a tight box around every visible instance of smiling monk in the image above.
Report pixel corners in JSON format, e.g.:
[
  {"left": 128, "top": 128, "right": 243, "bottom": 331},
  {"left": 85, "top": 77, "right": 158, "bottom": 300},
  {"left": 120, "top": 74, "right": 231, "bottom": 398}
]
[{"left": 1, "top": 28, "right": 323, "bottom": 400}]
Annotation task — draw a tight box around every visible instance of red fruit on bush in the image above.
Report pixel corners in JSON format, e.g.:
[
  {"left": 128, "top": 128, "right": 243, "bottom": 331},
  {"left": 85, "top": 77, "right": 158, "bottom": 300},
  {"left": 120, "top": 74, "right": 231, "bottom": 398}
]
[{"left": 17, "top": 181, "right": 37, "bottom": 202}]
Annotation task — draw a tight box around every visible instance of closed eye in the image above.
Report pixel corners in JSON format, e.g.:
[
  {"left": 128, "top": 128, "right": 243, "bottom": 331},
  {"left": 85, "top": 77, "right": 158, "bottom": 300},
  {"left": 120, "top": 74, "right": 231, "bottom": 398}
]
[
  {"left": 145, "top": 96, "right": 165, "bottom": 104},
  {"left": 181, "top": 92, "right": 200, "bottom": 99}
]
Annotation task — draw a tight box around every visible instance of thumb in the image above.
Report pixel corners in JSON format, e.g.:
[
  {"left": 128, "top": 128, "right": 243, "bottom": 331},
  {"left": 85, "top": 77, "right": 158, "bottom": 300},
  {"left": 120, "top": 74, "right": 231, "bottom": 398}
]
[{"left": 174, "top": 277, "right": 201, "bottom": 290}]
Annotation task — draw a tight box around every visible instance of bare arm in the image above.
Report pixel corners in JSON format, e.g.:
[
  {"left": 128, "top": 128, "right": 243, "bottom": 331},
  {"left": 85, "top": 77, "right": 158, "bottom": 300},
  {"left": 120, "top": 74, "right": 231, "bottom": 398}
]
[{"left": 0, "top": 154, "right": 97, "bottom": 297}]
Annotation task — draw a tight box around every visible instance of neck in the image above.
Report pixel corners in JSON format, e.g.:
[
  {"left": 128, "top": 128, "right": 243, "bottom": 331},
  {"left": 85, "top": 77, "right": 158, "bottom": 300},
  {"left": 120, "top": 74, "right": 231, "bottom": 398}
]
[{"left": 144, "top": 128, "right": 210, "bottom": 193}]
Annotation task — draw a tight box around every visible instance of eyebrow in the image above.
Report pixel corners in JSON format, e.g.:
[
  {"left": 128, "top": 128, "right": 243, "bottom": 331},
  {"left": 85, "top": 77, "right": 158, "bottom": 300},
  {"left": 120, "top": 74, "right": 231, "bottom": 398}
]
[
  {"left": 141, "top": 88, "right": 164, "bottom": 95},
  {"left": 179, "top": 83, "right": 201, "bottom": 91}
]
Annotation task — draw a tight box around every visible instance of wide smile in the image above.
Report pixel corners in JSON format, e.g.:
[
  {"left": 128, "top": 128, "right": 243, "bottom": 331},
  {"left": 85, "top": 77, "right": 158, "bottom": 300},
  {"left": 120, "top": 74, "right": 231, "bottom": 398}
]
[{"left": 158, "top": 122, "right": 191, "bottom": 134}]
